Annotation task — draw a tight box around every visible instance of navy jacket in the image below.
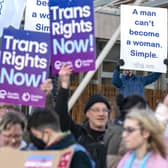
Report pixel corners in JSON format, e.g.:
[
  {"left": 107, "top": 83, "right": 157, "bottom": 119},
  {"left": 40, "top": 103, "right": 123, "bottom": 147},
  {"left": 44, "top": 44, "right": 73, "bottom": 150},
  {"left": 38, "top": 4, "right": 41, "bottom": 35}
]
[{"left": 46, "top": 133, "right": 94, "bottom": 168}]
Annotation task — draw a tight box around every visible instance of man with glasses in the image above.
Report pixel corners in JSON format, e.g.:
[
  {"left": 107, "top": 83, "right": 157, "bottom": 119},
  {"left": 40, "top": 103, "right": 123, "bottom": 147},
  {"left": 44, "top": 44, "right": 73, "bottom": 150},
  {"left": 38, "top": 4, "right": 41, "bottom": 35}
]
[{"left": 41, "top": 64, "right": 111, "bottom": 168}]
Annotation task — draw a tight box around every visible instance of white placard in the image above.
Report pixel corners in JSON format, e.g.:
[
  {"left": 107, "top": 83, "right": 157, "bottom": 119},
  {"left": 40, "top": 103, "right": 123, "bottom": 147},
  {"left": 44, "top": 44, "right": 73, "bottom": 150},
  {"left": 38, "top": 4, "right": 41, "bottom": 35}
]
[
  {"left": 0, "top": 0, "right": 26, "bottom": 37},
  {"left": 120, "top": 5, "right": 167, "bottom": 73},
  {"left": 24, "top": 0, "right": 50, "bottom": 33}
]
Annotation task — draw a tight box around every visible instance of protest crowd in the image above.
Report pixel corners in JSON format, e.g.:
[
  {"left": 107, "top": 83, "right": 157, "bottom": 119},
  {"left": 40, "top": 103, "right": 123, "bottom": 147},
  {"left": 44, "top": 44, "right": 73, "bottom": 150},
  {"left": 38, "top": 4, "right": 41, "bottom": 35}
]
[{"left": 1, "top": 0, "right": 168, "bottom": 168}]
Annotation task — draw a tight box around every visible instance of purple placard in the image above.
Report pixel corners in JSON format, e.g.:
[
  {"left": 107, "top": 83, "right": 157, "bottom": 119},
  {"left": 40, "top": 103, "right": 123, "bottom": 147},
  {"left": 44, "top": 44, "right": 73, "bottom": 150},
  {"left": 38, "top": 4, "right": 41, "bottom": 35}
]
[
  {"left": 49, "top": 0, "right": 96, "bottom": 74},
  {"left": 0, "top": 28, "right": 51, "bottom": 107}
]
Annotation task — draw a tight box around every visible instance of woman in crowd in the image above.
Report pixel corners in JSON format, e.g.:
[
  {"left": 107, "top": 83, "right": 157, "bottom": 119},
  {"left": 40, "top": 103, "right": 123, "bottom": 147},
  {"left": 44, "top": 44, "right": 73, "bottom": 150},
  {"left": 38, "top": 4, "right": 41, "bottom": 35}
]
[
  {"left": 117, "top": 107, "right": 168, "bottom": 168},
  {"left": 105, "top": 94, "right": 148, "bottom": 168}
]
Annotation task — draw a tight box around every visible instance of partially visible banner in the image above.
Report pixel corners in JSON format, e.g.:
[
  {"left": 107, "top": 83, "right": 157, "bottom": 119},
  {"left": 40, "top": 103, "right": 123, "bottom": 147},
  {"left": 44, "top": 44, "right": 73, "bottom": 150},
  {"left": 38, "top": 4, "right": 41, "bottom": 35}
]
[
  {"left": 0, "top": 28, "right": 51, "bottom": 107},
  {"left": 49, "top": 0, "right": 96, "bottom": 74},
  {"left": 120, "top": 5, "right": 167, "bottom": 73},
  {"left": 0, "top": 0, "right": 26, "bottom": 37},
  {"left": 0, "top": 147, "right": 74, "bottom": 168},
  {"left": 24, "top": 0, "right": 50, "bottom": 33}
]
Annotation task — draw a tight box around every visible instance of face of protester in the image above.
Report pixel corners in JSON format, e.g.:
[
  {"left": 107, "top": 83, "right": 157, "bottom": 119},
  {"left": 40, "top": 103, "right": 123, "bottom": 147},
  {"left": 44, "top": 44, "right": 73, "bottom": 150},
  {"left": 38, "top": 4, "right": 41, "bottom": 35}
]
[
  {"left": 0, "top": 124, "right": 23, "bottom": 149},
  {"left": 122, "top": 70, "right": 135, "bottom": 77},
  {"left": 86, "top": 102, "right": 109, "bottom": 131},
  {"left": 122, "top": 118, "right": 150, "bottom": 151},
  {"left": 30, "top": 128, "right": 49, "bottom": 146}
]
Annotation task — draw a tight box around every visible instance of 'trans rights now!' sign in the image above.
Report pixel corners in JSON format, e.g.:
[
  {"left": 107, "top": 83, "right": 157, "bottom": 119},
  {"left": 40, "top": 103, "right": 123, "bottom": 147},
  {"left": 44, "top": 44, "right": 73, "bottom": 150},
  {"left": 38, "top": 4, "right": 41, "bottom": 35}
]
[
  {"left": 49, "top": 0, "right": 96, "bottom": 74},
  {"left": 120, "top": 5, "right": 167, "bottom": 73},
  {"left": 0, "top": 28, "right": 50, "bottom": 107}
]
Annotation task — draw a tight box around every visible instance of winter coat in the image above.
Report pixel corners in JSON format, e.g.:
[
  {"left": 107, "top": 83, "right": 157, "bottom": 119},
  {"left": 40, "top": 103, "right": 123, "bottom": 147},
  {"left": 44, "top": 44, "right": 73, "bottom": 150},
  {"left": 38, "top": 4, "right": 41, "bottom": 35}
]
[
  {"left": 104, "top": 122, "right": 127, "bottom": 168},
  {"left": 112, "top": 68, "right": 161, "bottom": 97},
  {"left": 46, "top": 133, "right": 94, "bottom": 168},
  {"left": 55, "top": 87, "right": 107, "bottom": 168}
]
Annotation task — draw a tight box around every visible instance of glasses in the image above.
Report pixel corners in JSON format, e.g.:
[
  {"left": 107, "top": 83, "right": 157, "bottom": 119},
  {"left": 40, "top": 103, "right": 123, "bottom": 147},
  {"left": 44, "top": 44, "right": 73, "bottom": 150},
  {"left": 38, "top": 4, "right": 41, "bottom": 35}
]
[
  {"left": 89, "top": 108, "right": 110, "bottom": 113},
  {"left": 1, "top": 133, "right": 22, "bottom": 140},
  {"left": 123, "top": 127, "right": 141, "bottom": 134}
]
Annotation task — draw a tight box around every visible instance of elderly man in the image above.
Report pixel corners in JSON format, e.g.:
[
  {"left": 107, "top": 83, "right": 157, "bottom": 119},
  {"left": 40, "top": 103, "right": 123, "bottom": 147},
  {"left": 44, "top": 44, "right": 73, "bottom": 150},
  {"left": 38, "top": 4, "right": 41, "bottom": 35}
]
[
  {"left": 56, "top": 65, "right": 111, "bottom": 168},
  {"left": 41, "top": 64, "right": 111, "bottom": 168}
]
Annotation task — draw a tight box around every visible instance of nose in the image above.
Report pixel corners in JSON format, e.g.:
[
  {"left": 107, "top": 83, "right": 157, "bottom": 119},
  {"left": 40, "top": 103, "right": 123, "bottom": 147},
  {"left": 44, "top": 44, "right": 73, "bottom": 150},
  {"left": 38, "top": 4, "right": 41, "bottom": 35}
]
[{"left": 11, "top": 137, "right": 17, "bottom": 143}]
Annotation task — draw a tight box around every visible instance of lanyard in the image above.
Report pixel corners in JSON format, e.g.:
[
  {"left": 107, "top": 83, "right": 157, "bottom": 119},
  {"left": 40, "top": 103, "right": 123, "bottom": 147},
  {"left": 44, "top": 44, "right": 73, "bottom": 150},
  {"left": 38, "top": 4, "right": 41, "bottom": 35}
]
[{"left": 124, "top": 151, "right": 151, "bottom": 168}]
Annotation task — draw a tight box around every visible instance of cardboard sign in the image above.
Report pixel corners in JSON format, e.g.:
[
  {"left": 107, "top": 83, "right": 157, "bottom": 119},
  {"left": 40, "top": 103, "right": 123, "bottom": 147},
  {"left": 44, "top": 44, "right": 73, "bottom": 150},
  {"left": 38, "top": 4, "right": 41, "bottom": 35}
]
[
  {"left": 49, "top": 0, "right": 96, "bottom": 74},
  {"left": 0, "top": 147, "right": 74, "bottom": 168},
  {"left": 120, "top": 5, "right": 167, "bottom": 73},
  {"left": 0, "top": 28, "right": 51, "bottom": 107},
  {"left": 24, "top": 0, "right": 50, "bottom": 33}
]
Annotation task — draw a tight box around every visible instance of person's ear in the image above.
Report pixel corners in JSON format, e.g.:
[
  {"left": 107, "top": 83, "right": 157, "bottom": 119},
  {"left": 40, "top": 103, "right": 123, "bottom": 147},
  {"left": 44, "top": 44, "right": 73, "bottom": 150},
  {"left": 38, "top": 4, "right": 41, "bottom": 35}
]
[
  {"left": 142, "top": 129, "right": 150, "bottom": 139},
  {"left": 85, "top": 111, "right": 89, "bottom": 118}
]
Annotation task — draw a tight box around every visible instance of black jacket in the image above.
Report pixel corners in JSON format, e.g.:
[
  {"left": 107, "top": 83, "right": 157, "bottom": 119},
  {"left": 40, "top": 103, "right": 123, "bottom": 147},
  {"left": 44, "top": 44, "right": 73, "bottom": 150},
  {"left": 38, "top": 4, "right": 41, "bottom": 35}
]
[
  {"left": 55, "top": 88, "right": 107, "bottom": 168},
  {"left": 46, "top": 133, "right": 93, "bottom": 168}
]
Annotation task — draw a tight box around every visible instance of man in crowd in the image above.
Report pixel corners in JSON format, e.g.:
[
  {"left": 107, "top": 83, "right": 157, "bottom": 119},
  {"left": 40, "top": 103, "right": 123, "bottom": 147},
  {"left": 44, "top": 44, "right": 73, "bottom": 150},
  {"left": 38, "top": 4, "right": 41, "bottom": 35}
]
[
  {"left": 41, "top": 64, "right": 111, "bottom": 168},
  {"left": 27, "top": 107, "right": 95, "bottom": 168},
  {"left": 112, "top": 59, "right": 161, "bottom": 97}
]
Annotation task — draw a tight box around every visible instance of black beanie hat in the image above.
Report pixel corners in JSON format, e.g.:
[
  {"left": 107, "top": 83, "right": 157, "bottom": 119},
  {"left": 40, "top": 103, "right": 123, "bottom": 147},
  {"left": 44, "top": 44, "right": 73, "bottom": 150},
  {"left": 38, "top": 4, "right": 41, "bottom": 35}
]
[{"left": 84, "top": 94, "right": 111, "bottom": 113}]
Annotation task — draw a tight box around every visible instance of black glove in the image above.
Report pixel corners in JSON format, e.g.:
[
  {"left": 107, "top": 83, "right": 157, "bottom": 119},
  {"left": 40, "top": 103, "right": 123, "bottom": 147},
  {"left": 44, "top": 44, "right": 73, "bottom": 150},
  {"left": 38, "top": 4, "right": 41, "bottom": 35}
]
[
  {"left": 164, "top": 58, "right": 168, "bottom": 65},
  {"left": 116, "top": 59, "right": 125, "bottom": 70}
]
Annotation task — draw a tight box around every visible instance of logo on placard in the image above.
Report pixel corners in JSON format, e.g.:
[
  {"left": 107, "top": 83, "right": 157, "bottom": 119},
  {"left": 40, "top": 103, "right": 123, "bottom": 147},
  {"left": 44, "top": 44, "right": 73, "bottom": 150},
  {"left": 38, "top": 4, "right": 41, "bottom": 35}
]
[
  {"left": 54, "top": 61, "right": 62, "bottom": 70},
  {"left": 54, "top": 61, "right": 72, "bottom": 70},
  {"left": 24, "top": 155, "right": 53, "bottom": 168},
  {"left": 0, "top": 89, "right": 7, "bottom": 99},
  {"left": 22, "top": 92, "right": 31, "bottom": 102},
  {"left": 57, "top": 151, "right": 73, "bottom": 168},
  {"left": 75, "top": 59, "right": 82, "bottom": 68}
]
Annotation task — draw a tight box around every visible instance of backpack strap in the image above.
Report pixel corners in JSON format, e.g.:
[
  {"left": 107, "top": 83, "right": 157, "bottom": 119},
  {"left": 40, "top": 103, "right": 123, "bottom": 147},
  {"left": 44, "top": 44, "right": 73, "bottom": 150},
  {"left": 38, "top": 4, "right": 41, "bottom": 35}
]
[{"left": 72, "top": 144, "right": 95, "bottom": 168}]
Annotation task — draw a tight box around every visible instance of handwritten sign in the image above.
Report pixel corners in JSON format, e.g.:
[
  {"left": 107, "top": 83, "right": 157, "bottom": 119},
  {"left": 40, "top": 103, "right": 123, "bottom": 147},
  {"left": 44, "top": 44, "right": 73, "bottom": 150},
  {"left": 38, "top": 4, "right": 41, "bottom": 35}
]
[
  {"left": 120, "top": 5, "right": 167, "bottom": 73},
  {"left": 0, "top": 28, "right": 50, "bottom": 107},
  {"left": 49, "top": 0, "right": 96, "bottom": 73}
]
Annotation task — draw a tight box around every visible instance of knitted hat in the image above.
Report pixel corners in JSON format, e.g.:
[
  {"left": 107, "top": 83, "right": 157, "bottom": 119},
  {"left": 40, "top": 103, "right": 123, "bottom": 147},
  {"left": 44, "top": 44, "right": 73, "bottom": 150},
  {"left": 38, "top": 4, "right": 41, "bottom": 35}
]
[{"left": 84, "top": 94, "right": 111, "bottom": 114}]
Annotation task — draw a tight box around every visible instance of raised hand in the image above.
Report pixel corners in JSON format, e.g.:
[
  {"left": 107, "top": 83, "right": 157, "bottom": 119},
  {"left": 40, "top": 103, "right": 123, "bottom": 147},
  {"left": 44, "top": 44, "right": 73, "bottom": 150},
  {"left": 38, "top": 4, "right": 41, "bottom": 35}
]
[
  {"left": 40, "top": 78, "right": 53, "bottom": 95},
  {"left": 58, "top": 64, "right": 72, "bottom": 89}
]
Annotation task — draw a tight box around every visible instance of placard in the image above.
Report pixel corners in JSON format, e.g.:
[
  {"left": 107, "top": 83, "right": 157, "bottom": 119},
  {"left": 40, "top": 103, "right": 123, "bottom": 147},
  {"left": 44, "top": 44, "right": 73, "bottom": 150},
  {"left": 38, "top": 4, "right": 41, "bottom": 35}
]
[
  {"left": 0, "top": 28, "right": 51, "bottom": 107},
  {"left": 120, "top": 5, "right": 167, "bottom": 73},
  {"left": 24, "top": 0, "right": 50, "bottom": 33},
  {"left": 49, "top": 0, "right": 96, "bottom": 73}
]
